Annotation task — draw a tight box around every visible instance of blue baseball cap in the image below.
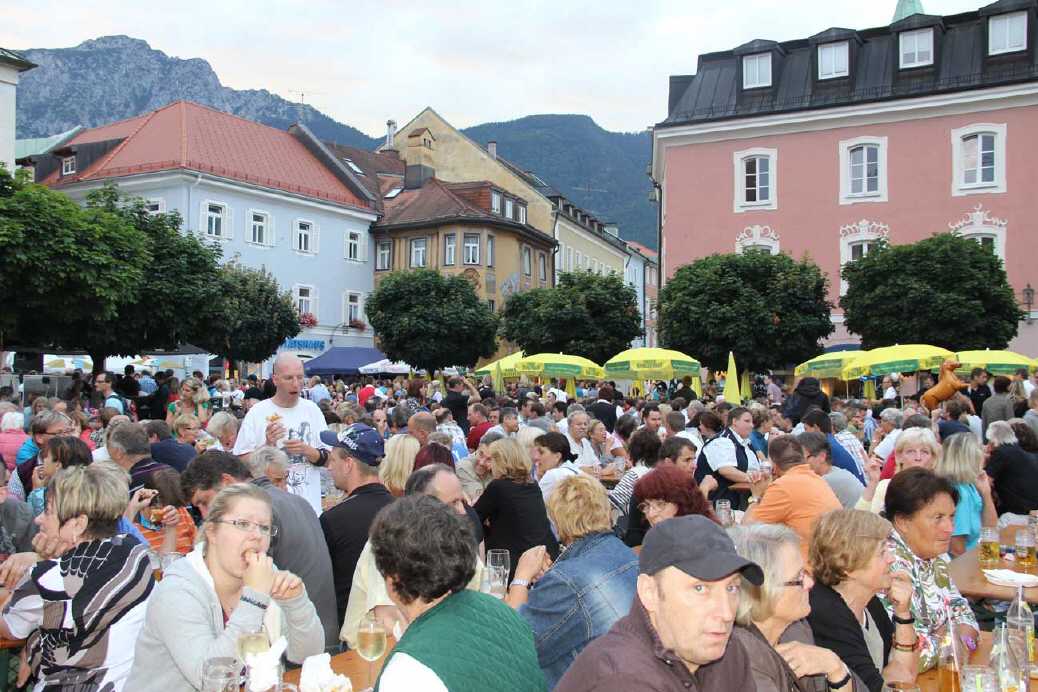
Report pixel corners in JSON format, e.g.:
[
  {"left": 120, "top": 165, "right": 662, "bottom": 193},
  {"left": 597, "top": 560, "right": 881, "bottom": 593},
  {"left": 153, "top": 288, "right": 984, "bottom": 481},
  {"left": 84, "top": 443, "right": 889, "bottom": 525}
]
[{"left": 319, "top": 423, "right": 385, "bottom": 466}]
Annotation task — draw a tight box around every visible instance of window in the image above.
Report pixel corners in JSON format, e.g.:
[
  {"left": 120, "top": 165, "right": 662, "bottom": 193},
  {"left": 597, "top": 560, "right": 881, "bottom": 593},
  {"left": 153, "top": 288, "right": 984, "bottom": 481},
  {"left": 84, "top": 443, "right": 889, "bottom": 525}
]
[
  {"left": 742, "top": 53, "right": 772, "bottom": 89},
  {"left": 818, "top": 41, "right": 849, "bottom": 79},
  {"left": 575, "top": 251, "right": 582, "bottom": 270},
  {"left": 518, "top": 205, "right": 527, "bottom": 224},
  {"left": 61, "top": 156, "right": 76, "bottom": 175},
  {"left": 504, "top": 198, "right": 514, "bottom": 219},
  {"left": 249, "top": 212, "right": 269, "bottom": 247},
  {"left": 949, "top": 204, "right": 1007, "bottom": 263},
  {"left": 444, "top": 234, "right": 456, "bottom": 266},
  {"left": 555, "top": 245, "right": 563, "bottom": 270},
  {"left": 491, "top": 191, "right": 501, "bottom": 214},
  {"left": 295, "top": 220, "right": 315, "bottom": 253},
  {"left": 144, "top": 199, "right": 165, "bottom": 215},
  {"left": 538, "top": 253, "right": 547, "bottom": 281},
  {"left": 522, "top": 247, "right": 532, "bottom": 276},
  {"left": 566, "top": 246, "right": 573, "bottom": 271},
  {"left": 376, "top": 240, "right": 392, "bottom": 271},
  {"left": 384, "top": 187, "right": 403, "bottom": 199},
  {"left": 839, "top": 219, "right": 890, "bottom": 294},
  {"left": 206, "top": 203, "right": 228, "bottom": 238},
  {"left": 487, "top": 299, "right": 496, "bottom": 313},
  {"left": 900, "top": 28, "right": 934, "bottom": 68},
  {"left": 343, "top": 159, "right": 365, "bottom": 176},
  {"left": 294, "top": 285, "right": 315, "bottom": 315},
  {"left": 733, "top": 148, "right": 778, "bottom": 211},
  {"left": 591, "top": 259, "right": 598, "bottom": 273},
  {"left": 838, "top": 137, "right": 888, "bottom": 204},
  {"left": 989, "top": 12, "right": 1027, "bottom": 55},
  {"left": 344, "top": 292, "right": 362, "bottom": 324},
  {"left": 951, "top": 123, "right": 1006, "bottom": 196},
  {"left": 345, "top": 231, "right": 361, "bottom": 261},
  {"left": 409, "top": 238, "right": 427, "bottom": 268},
  {"left": 464, "top": 234, "right": 480, "bottom": 265},
  {"left": 850, "top": 143, "right": 882, "bottom": 193},
  {"left": 486, "top": 236, "right": 495, "bottom": 267}
]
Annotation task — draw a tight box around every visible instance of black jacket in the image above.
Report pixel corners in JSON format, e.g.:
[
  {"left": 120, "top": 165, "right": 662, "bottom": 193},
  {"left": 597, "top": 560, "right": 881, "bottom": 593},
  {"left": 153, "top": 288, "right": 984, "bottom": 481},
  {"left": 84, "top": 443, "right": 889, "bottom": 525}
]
[
  {"left": 987, "top": 443, "right": 1038, "bottom": 516},
  {"left": 783, "top": 377, "right": 831, "bottom": 425},
  {"left": 807, "top": 582, "right": 893, "bottom": 692},
  {"left": 589, "top": 400, "right": 618, "bottom": 434}
]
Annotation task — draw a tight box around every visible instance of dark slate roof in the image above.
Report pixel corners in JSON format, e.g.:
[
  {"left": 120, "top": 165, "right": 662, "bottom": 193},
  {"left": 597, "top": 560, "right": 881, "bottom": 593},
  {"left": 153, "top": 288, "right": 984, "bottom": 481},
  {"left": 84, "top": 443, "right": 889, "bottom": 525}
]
[
  {"left": 0, "top": 47, "right": 35, "bottom": 71},
  {"left": 323, "top": 141, "right": 405, "bottom": 213},
  {"left": 660, "top": 0, "right": 1038, "bottom": 127}
]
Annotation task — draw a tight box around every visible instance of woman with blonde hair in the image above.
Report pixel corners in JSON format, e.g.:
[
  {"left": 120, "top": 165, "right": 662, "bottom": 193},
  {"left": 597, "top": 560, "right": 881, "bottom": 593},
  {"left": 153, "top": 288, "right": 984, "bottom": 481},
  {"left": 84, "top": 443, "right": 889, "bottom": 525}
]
[
  {"left": 172, "top": 413, "right": 202, "bottom": 447},
  {"left": 166, "top": 376, "right": 210, "bottom": 427},
  {"left": 857, "top": 427, "right": 940, "bottom": 513},
  {"left": 505, "top": 474, "right": 638, "bottom": 689},
  {"left": 127, "top": 483, "right": 323, "bottom": 690},
  {"left": 934, "top": 433, "right": 997, "bottom": 556},
  {"left": 378, "top": 434, "right": 420, "bottom": 496},
  {"left": 474, "top": 438, "right": 559, "bottom": 580}
]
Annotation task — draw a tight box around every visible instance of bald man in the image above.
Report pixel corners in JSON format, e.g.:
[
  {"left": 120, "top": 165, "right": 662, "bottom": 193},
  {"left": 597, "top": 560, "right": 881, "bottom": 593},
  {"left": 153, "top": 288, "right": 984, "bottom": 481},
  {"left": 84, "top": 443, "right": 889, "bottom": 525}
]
[
  {"left": 408, "top": 411, "right": 437, "bottom": 447},
  {"left": 233, "top": 354, "right": 330, "bottom": 513}
]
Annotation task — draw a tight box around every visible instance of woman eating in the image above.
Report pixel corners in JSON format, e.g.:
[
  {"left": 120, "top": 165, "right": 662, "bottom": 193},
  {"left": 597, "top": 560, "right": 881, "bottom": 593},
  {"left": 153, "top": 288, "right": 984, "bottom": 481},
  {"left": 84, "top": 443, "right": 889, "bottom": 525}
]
[
  {"left": 882, "top": 467, "right": 978, "bottom": 671},
  {"left": 1, "top": 465, "right": 154, "bottom": 691},
  {"left": 857, "top": 427, "right": 940, "bottom": 513},
  {"left": 166, "top": 377, "right": 211, "bottom": 427},
  {"left": 933, "top": 433, "right": 997, "bottom": 556},
  {"left": 808, "top": 510, "right": 919, "bottom": 692},
  {"left": 26, "top": 436, "right": 92, "bottom": 517},
  {"left": 730, "top": 524, "right": 863, "bottom": 692},
  {"left": 624, "top": 463, "right": 715, "bottom": 547},
  {"left": 127, "top": 483, "right": 324, "bottom": 689},
  {"left": 131, "top": 467, "right": 197, "bottom": 555}
]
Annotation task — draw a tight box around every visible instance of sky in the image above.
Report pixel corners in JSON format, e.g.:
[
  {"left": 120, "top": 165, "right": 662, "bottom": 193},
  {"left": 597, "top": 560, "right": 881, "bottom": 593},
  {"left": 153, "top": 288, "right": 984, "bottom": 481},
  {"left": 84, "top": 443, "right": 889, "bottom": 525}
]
[{"left": 3, "top": 0, "right": 985, "bottom": 136}]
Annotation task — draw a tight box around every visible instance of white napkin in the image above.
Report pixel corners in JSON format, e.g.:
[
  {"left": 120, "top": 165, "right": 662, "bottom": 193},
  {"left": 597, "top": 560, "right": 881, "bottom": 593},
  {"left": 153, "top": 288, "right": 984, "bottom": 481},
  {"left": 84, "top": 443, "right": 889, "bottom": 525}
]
[
  {"left": 983, "top": 568, "right": 1038, "bottom": 588},
  {"left": 299, "top": 652, "right": 352, "bottom": 692}
]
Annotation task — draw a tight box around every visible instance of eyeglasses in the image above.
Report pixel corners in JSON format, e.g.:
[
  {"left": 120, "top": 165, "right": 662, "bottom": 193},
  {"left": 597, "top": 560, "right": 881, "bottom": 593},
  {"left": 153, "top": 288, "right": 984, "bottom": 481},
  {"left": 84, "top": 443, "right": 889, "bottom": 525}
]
[
  {"left": 782, "top": 569, "right": 809, "bottom": 588},
  {"left": 213, "top": 518, "right": 278, "bottom": 537},
  {"left": 638, "top": 500, "right": 670, "bottom": 514}
]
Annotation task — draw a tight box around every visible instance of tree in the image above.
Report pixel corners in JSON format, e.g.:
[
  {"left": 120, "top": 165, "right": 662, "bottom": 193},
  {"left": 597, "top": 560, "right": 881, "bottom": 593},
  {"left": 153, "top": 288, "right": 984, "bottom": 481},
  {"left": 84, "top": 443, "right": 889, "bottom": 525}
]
[
  {"left": 500, "top": 270, "right": 643, "bottom": 364},
  {"left": 0, "top": 169, "right": 150, "bottom": 353},
  {"left": 658, "top": 251, "right": 834, "bottom": 371},
  {"left": 195, "top": 262, "right": 300, "bottom": 365},
  {"left": 366, "top": 269, "right": 498, "bottom": 373},
  {"left": 841, "top": 233, "right": 1022, "bottom": 350}
]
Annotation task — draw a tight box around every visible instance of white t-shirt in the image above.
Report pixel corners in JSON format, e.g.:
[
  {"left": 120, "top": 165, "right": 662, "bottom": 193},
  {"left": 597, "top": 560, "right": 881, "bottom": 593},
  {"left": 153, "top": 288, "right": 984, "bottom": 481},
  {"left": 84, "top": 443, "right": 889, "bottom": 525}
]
[
  {"left": 232, "top": 397, "right": 329, "bottom": 514},
  {"left": 701, "top": 433, "right": 760, "bottom": 473},
  {"left": 874, "top": 428, "right": 902, "bottom": 461},
  {"left": 378, "top": 652, "right": 448, "bottom": 691},
  {"left": 567, "top": 434, "right": 598, "bottom": 467},
  {"left": 883, "top": 386, "right": 898, "bottom": 401},
  {"left": 539, "top": 461, "right": 581, "bottom": 502},
  {"left": 1024, "top": 380, "right": 1036, "bottom": 397}
]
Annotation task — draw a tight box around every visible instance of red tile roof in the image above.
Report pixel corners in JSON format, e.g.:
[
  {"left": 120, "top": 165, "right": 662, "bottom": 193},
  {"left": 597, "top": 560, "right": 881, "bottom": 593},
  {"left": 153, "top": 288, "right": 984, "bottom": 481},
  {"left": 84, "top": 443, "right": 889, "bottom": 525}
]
[
  {"left": 45, "top": 101, "right": 371, "bottom": 210},
  {"left": 380, "top": 178, "right": 492, "bottom": 227},
  {"left": 626, "top": 240, "right": 658, "bottom": 259}
]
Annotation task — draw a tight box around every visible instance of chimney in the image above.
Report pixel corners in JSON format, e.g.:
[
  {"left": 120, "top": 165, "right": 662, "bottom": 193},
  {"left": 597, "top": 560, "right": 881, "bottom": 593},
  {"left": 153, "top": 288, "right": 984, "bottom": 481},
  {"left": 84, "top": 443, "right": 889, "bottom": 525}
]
[
  {"left": 385, "top": 119, "right": 397, "bottom": 150},
  {"left": 487, "top": 141, "right": 497, "bottom": 160}
]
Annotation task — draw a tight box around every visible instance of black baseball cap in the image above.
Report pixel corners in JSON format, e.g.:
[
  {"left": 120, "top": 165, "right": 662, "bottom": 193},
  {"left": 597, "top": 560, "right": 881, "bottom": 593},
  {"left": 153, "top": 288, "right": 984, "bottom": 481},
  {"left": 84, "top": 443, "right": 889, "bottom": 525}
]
[{"left": 640, "top": 515, "right": 764, "bottom": 585}]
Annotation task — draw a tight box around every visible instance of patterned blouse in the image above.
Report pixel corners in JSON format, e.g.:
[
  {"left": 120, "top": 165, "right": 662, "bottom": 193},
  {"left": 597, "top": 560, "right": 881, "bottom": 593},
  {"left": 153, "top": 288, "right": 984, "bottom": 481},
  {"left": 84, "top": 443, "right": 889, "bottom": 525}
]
[{"left": 879, "top": 528, "right": 978, "bottom": 672}]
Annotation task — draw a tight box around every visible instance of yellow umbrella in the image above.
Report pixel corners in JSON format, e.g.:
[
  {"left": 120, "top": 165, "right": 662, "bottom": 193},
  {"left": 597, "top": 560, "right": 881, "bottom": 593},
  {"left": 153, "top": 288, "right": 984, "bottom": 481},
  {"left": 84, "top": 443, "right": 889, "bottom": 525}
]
[
  {"left": 565, "top": 377, "right": 577, "bottom": 399},
  {"left": 795, "top": 350, "right": 863, "bottom": 379},
  {"left": 604, "top": 347, "right": 700, "bottom": 380},
  {"left": 841, "top": 344, "right": 953, "bottom": 380},
  {"left": 474, "top": 351, "right": 525, "bottom": 379},
  {"left": 863, "top": 379, "right": 877, "bottom": 401},
  {"left": 740, "top": 371, "right": 750, "bottom": 401},
  {"left": 954, "top": 349, "right": 1036, "bottom": 376},
  {"left": 516, "top": 353, "right": 604, "bottom": 380},
  {"left": 724, "top": 352, "right": 742, "bottom": 404},
  {"left": 492, "top": 361, "right": 504, "bottom": 396}
]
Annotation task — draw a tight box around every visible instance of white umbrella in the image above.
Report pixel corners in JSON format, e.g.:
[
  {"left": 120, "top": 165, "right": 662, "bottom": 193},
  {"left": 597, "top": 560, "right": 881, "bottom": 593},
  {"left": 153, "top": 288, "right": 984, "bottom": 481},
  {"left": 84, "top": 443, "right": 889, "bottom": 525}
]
[{"left": 359, "top": 359, "right": 412, "bottom": 375}]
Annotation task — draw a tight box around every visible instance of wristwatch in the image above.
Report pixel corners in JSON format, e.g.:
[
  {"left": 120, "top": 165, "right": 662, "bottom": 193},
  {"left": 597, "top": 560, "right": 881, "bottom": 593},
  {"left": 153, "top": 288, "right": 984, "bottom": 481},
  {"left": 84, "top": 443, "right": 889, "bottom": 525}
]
[{"left": 510, "top": 578, "right": 530, "bottom": 589}]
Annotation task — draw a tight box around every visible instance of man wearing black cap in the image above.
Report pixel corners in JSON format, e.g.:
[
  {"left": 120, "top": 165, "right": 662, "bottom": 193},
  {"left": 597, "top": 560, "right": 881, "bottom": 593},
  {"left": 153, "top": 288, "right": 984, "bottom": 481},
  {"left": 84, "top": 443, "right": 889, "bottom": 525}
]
[
  {"left": 318, "top": 423, "right": 394, "bottom": 627},
  {"left": 555, "top": 515, "right": 763, "bottom": 691}
]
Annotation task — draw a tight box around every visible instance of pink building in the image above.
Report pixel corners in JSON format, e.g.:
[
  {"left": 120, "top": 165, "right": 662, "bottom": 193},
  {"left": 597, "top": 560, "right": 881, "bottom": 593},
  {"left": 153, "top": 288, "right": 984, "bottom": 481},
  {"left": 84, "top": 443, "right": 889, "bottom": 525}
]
[{"left": 652, "top": 0, "right": 1038, "bottom": 353}]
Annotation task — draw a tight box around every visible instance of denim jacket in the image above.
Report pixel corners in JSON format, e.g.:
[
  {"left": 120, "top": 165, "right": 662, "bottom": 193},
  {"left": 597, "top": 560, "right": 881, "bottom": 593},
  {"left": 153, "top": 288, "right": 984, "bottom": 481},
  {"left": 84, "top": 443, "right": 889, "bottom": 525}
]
[{"left": 518, "top": 531, "right": 638, "bottom": 689}]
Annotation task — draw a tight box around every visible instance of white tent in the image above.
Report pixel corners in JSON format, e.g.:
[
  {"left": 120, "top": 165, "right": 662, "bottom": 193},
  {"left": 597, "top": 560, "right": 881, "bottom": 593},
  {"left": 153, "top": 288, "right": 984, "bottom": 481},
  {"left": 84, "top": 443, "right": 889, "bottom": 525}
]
[{"left": 358, "top": 359, "right": 412, "bottom": 375}]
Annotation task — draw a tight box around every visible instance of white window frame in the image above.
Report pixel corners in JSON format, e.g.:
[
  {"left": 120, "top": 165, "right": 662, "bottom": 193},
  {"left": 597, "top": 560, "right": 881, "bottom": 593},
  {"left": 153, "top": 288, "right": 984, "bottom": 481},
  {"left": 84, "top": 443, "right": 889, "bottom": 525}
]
[
  {"left": 376, "top": 239, "right": 392, "bottom": 271},
  {"left": 247, "top": 209, "right": 273, "bottom": 246},
  {"left": 575, "top": 251, "right": 582, "bottom": 269},
  {"left": 839, "top": 219, "right": 890, "bottom": 295},
  {"left": 144, "top": 198, "right": 166, "bottom": 215},
  {"left": 566, "top": 246, "right": 573, "bottom": 271},
  {"left": 463, "top": 233, "right": 481, "bottom": 265},
  {"left": 555, "top": 244, "right": 563, "bottom": 271},
  {"left": 486, "top": 235, "right": 495, "bottom": 267},
  {"left": 345, "top": 230, "right": 364, "bottom": 262},
  {"left": 61, "top": 156, "right": 76, "bottom": 175},
  {"left": 949, "top": 204, "right": 1007, "bottom": 264},
  {"left": 522, "top": 247, "right": 532, "bottom": 276},
  {"left": 742, "top": 52, "right": 772, "bottom": 89},
  {"left": 409, "top": 237, "right": 427, "bottom": 268},
  {"left": 951, "top": 123, "right": 1007, "bottom": 196},
  {"left": 444, "top": 233, "right": 456, "bottom": 266},
  {"left": 294, "top": 219, "right": 318, "bottom": 254},
  {"left": 899, "top": 28, "right": 934, "bottom": 69},
  {"left": 732, "top": 147, "right": 778, "bottom": 212},
  {"left": 734, "top": 225, "right": 781, "bottom": 255},
  {"left": 491, "top": 191, "right": 502, "bottom": 214},
  {"left": 343, "top": 291, "right": 364, "bottom": 325},
  {"left": 504, "top": 198, "right": 514, "bottom": 219},
  {"left": 293, "top": 284, "right": 317, "bottom": 318},
  {"left": 518, "top": 205, "right": 527, "bottom": 224},
  {"left": 989, "top": 11, "right": 1028, "bottom": 56},
  {"left": 538, "top": 253, "right": 547, "bottom": 281},
  {"left": 818, "top": 41, "right": 850, "bottom": 80},
  {"left": 838, "top": 136, "right": 888, "bottom": 205},
  {"left": 203, "top": 201, "right": 230, "bottom": 240}
]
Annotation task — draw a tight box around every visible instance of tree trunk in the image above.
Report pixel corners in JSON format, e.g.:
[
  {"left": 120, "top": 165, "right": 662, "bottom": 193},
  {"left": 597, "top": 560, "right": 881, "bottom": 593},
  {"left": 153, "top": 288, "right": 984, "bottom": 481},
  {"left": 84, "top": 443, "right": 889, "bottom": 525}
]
[{"left": 89, "top": 351, "right": 109, "bottom": 376}]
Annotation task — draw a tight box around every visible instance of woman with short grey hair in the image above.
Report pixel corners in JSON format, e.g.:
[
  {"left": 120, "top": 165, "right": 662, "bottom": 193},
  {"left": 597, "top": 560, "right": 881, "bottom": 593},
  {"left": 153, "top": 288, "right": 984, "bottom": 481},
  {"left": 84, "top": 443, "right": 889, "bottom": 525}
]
[
  {"left": 204, "top": 411, "right": 239, "bottom": 452},
  {"left": 730, "top": 524, "right": 863, "bottom": 692},
  {"left": 985, "top": 419, "right": 1038, "bottom": 515},
  {"left": 247, "top": 445, "right": 291, "bottom": 490}
]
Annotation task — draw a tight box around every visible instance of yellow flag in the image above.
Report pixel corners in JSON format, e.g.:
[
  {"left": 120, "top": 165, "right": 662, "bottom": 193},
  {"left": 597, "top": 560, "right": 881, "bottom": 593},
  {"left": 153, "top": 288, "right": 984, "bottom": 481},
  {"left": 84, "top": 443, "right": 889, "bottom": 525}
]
[{"left": 725, "top": 352, "right": 742, "bottom": 404}]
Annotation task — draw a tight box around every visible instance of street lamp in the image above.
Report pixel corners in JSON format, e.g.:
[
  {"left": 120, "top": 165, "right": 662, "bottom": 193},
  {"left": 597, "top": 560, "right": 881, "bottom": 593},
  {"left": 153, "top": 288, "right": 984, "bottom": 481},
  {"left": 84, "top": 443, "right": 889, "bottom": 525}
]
[{"left": 1024, "top": 283, "right": 1035, "bottom": 324}]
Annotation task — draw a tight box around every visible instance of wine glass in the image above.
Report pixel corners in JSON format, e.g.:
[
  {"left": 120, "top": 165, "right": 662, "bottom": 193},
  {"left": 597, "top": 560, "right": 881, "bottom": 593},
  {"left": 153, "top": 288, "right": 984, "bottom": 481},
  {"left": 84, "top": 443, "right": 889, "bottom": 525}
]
[
  {"left": 356, "top": 610, "right": 387, "bottom": 691},
  {"left": 880, "top": 683, "right": 919, "bottom": 692},
  {"left": 487, "top": 549, "right": 510, "bottom": 579}
]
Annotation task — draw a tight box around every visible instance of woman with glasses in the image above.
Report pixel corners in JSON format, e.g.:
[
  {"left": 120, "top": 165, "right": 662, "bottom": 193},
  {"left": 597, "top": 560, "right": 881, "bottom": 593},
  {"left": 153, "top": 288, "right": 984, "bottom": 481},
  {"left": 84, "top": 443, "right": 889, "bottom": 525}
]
[
  {"left": 166, "top": 377, "right": 211, "bottom": 428},
  {"left": 624, "top": 463, "right": 715, "bottom": 547},
  {"left": 807, "top": 510, "right": 919, "bottom": 692},
  {"left": 730, "top": 524, "right": 865, "bottom": 692},
  {"left": 128, "top": 483, "right": 323, "bottom": 690}
]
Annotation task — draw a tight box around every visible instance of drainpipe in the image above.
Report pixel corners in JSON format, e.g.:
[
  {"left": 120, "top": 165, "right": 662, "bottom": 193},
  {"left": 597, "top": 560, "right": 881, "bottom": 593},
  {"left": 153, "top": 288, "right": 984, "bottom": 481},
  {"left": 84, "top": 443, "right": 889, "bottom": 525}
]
[{"left": 550, "top": 205, "right": 561, "bottom": 285}]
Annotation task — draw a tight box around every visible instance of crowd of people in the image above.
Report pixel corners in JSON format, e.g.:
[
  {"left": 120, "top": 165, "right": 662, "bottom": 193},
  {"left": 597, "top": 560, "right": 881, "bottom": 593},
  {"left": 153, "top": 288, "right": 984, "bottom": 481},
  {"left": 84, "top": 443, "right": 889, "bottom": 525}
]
[{"left": 0, "top": 358, "right": 1036, "bottom": 690}]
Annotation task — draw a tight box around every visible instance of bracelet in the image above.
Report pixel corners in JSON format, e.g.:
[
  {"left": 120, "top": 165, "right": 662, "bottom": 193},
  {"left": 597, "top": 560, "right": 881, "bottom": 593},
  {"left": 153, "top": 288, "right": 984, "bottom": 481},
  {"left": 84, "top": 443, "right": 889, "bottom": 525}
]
[
  {"left": 828, "top": 670, "right": 852, "bottom": 690},
  {"left": 891, "top": 613, "right": 915, "bottom": 625},
  {"left": 316, "top": 448, "right": 329, "bottom": 467},
  {"left": 892, "top": 638, "right": 917, "bottom": 652},
  {"left": 510, "top": 578, "right": 530, "bottom": 589},
  {"left": 240, "top": 595, "right": 269, "bottom": 610}
]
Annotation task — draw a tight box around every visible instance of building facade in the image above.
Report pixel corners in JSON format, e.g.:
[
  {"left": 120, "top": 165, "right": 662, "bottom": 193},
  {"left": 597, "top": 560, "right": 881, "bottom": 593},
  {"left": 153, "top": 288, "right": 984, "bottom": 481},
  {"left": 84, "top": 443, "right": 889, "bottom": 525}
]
[
  {"left": 0, "top": 48, "right": 35, "bottom": 174},
  {"left": 24, "top": 100, "right": 379, "bottom": 366},
  {"left": 653, "top": 0, "right": 1038, "bottom": 352},
  {"left": 625, "top": 241, "right": 659, "bottom": 348}
]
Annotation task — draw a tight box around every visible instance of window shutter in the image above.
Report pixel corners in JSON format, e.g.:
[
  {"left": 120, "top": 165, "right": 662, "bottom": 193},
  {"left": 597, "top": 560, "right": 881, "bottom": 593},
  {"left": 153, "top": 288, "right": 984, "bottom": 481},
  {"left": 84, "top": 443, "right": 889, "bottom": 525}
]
[{"left": 360, "top": 230, "right": 369, "bottom": 262}]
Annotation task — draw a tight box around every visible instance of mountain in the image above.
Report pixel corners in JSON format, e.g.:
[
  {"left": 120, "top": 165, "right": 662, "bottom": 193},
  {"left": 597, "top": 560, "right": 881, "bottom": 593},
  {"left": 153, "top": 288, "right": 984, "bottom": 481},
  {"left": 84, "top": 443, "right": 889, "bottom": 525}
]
[{"left": 14, "top": 36, "right": 657, "bottom": 248}]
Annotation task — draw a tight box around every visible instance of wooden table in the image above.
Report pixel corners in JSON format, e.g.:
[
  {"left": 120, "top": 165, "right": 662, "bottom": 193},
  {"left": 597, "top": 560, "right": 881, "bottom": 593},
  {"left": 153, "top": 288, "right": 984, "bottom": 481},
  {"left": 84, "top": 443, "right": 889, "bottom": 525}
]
[
  {"left": 949, "top": 526, "right": 1038, "bottom": 604},
  {"left": 283, "top": 639, "right": 395, "bottom": 690},
  {"left": 916, "top": 631, "right": 1038, "bottom": 690}
]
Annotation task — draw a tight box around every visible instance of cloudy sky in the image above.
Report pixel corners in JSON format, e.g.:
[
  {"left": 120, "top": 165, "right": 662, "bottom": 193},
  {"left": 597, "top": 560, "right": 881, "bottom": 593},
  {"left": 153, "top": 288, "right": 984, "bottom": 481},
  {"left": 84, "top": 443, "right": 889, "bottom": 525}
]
[{"left": 4, "top": 0, "right": 984, "bottom": 136}]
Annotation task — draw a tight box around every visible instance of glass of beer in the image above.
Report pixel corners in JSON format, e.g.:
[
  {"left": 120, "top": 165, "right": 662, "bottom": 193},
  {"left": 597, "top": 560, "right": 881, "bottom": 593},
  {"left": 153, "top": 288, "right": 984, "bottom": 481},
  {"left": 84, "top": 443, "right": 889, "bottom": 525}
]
[
  {"left": 356, "top": 611, "right": 388, "bottom": 690},
  {"left": 236, "top": 629, "right": 270, "bottom": 662},
  {"left": 1017, "top": 530, "right": 1036, "bottom": 571},
  {"left": 980, "top": 527, "right": 1001, "bottom": 568}
]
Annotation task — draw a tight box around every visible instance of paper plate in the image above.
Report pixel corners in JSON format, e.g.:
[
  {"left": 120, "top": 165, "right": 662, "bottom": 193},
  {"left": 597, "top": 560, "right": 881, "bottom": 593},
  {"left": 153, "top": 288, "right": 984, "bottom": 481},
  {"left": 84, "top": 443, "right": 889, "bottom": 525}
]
[{"left": 983, "top": 569, "right": 1038, "bottom": 588}]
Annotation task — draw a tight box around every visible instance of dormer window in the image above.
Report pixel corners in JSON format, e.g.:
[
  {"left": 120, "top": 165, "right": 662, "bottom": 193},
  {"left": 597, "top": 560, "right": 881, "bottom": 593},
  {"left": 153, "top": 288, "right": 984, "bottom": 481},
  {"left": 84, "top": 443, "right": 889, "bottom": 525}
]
[
  {"left": 742, "top": 53, "right": 772, "bottom": 89},
  {"left": 900, "top": 28, "right": 934, "bottom": 68},
  {"left": 989, "top": 11, "right": 1027, "bottom": 55},
  {"left": 491, "top": 191, "right": 501, "bottom": 214},
  {"left": 61, "top": 156, "right": 76, "bottom": 175},
  {"left": 818, "top": 42, "right": 849, "bottom": 79}
]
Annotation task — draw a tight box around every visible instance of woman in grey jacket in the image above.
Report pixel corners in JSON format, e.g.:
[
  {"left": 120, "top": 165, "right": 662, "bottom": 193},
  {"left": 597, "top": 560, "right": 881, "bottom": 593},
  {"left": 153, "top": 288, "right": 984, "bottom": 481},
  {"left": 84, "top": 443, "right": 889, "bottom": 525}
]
[{"left": 127, "top": 483, "right": 324, "bottom": 690}]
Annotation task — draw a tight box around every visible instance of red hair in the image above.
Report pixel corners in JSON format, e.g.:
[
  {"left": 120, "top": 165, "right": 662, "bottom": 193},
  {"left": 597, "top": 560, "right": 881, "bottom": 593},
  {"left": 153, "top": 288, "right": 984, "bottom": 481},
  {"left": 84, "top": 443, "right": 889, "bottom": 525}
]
[
  {"left": 414, "top": 442, "right": 454, "bottom": 471},
  {"left": 633, "top": 464, "right": 717, "bottom": 522}
]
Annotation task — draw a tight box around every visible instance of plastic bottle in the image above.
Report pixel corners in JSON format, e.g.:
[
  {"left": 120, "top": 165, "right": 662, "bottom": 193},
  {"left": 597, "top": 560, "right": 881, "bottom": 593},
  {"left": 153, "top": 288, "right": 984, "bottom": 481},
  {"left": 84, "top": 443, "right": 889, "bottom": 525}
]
[
  {"left": 1006, "top": 584, "right": 1034, "bottom": 682},
  {"left": 992, "top": 622, "right": 1024, "bottom": 692}
]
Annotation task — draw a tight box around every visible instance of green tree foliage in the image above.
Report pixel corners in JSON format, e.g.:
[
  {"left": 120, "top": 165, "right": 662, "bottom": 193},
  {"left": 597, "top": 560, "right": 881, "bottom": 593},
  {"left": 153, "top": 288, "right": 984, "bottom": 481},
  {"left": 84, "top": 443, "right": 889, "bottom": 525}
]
[
  {"left": 0, "top": 170, "right": 150, "bottom": 352},
  {"left": 366, "top": 269, "right": 499, "bottom": 373},
  {"left": 195, "top": 263, "right": 300, "bottom": 365},
  {"left": 841, "top": 233, "right": 1022, "bottom": 350},
  {"left": 500, "top": 270, "right": 643, "bottom": 364},
  {"left": 658, "top": 251, "right": 834, "bottom": 371}
]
